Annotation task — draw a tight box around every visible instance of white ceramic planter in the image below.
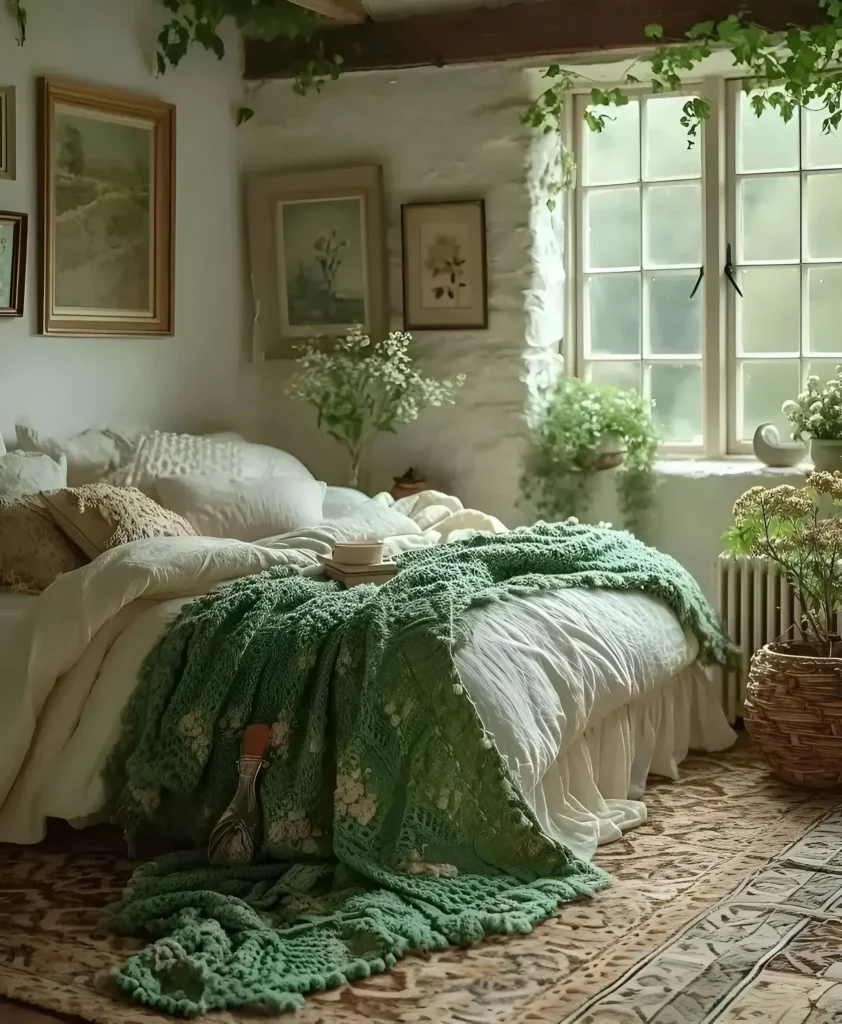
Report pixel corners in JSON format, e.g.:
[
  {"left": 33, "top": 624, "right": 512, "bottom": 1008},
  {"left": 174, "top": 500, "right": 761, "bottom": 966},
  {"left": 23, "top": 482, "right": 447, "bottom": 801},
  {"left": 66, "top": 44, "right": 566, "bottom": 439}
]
[{"left": 811, "top": 438, "right": 842, "bottom": 473}]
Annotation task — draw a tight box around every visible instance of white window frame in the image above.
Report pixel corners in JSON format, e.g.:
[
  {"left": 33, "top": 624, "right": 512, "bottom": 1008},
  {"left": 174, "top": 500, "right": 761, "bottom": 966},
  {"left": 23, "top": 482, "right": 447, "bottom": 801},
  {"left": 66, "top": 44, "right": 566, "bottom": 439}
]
[{"left": 563, "top": 78, "right": 735, "bottom": 458}]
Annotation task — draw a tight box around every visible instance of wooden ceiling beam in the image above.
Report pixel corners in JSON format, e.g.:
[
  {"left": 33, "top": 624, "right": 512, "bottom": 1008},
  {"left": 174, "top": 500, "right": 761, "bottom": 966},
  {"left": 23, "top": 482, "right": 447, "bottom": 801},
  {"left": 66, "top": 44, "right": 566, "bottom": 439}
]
[
  {"left": 245, "top": 0, "right": 826, "bottom": 80},
  {"left": 286, "top": 0, "right": 367, "bottom": 23}
]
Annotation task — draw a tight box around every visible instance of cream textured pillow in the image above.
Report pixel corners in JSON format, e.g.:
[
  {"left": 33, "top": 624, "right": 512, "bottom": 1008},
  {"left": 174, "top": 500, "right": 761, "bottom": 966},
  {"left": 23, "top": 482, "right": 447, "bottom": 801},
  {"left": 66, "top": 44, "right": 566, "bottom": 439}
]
[
  {"left": 154, "top": 474, "right": 327, "bottom": 541},
  {"left": 0, "top": 451, "right": 67, "bottom": 499},
  {"left": 0, "top": 494, "right": 88, "bottom": 592},
  {"left": 41, "top": 484, "right": 197, "bottom": 560},
  {"left": 118, "top": 431, "right": 314, "bottom": 495},
  {"left": 16, "top": 423, "right": 138, "bottom": 486}
]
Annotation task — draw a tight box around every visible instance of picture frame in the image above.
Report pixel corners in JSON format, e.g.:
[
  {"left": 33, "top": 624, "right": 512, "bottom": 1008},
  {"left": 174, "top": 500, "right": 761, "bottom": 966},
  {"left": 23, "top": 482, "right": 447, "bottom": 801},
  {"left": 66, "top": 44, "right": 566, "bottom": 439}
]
[
  {"left": 38, "top": 77, "right": 176, "bottom": 337},
  {"left": 247, "top": 165, "right": 388, "bottom": 360},
  {"left": 0, "top": 86, "right": 16, "bottom": 181},
  {"left": 0, "top": 211, "right": 28, "bottom": 317},
  {"left": 401, "top": 199, "right": 488, "bottom": 331}
]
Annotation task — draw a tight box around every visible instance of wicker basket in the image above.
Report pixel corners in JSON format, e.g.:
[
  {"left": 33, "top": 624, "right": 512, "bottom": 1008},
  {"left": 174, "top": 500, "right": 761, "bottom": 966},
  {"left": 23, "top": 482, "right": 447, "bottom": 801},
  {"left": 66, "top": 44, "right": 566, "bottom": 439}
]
[{"left": 746, "top": 642, "right": 842, "bottom": 788}]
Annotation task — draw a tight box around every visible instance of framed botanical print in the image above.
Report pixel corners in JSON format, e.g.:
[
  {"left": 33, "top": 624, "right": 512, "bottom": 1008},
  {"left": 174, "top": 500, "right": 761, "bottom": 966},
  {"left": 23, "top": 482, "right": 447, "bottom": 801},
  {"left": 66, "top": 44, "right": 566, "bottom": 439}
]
[
  {"left": 38, "top": 78, "right": 176, "bottom": 337},
  {"left": 247, "top": 165, "right": 388, "bottom": 359},
  {"left": 401, "top": 200, "right": 488, "bottom": 331},
  {"left": 0, "top": 212, "right": 28, "bottom": 317},
  {"left": 0, "top": 86, "right": 16, "bottom": 181}
]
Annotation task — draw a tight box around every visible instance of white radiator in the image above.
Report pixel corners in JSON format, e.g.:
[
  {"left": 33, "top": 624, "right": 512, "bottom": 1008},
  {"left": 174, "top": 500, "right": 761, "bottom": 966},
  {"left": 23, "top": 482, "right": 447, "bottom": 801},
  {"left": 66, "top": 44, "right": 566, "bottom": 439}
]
[{"left": 715, "top": 555, "right": 799, "bottom": 723}]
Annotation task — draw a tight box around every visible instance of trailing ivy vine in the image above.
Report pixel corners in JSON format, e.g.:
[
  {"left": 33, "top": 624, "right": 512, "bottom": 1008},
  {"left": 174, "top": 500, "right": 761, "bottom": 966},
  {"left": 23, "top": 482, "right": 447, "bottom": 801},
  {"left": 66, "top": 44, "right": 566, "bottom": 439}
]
[
  {"left": 5, "top": 0, "right": 343, "bottom": 118},
  {"left": 524, "top": 0, "right": 842, "bottom": 206}
]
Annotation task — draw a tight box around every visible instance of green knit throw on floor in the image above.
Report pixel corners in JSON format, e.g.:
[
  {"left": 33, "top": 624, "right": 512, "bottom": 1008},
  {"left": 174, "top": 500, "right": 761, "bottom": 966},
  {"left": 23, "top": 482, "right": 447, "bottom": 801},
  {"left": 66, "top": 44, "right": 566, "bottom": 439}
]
[{"left": 103, "top": 522, "right": 734, "bottom": 1017}]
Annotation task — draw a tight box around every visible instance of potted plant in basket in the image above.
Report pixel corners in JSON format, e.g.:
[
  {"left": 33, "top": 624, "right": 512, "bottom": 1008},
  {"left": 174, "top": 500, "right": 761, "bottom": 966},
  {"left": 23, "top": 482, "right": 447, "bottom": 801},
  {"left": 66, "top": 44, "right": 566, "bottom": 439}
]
[
  {"left": 783, "top": 366, "right": 842, "bottom": 473},
  {"left": 288, "top": 327, "right": 465, "bottom": 489},
  {"left": 723, "top": 474, "right": 842, "bottom": 788},
  {"left": 521, "top": 376, "right": 659, "bottom": 534}
]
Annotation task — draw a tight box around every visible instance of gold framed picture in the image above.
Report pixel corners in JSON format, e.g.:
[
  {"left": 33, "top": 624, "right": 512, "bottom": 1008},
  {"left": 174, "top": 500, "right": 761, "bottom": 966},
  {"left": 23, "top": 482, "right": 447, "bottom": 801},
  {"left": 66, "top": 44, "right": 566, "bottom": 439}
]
[
  {"left": 401, "top": 199, "right": 488, "bottom": 331},
  {"left": 0, "top": 211, "right": 28, "bottom": 317},
  {"left": 247, "top": 165, "right": 388, "bottom": 359},
  {"left": 0, "top": 86, "right": 16, "bottom": 181},
  {"left": 38, "top": 77, "right": 176, "bottom": 337}
]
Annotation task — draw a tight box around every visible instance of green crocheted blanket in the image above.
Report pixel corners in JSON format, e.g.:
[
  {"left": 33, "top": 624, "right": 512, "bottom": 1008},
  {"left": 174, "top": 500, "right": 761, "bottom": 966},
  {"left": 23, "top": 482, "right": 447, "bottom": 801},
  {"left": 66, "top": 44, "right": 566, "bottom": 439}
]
[{"left": 103, "top": 522, "right": 734, "bottom": 1017}]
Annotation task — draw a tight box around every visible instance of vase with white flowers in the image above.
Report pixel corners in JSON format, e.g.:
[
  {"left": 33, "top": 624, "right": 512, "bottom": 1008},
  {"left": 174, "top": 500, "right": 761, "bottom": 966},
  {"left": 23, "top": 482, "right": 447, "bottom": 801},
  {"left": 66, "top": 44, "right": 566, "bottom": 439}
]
[
  {"left": 287, "top": 327, "right": 465, "bottom": 489},
  {"left": 783, "top": 366, "right": 842, "bottom": 473}
]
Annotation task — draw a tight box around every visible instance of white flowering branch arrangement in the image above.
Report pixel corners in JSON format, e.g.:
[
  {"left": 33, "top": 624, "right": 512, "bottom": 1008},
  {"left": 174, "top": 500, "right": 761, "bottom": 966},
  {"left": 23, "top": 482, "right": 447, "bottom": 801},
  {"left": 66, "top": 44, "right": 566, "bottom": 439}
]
[
  {"left": 724, "top": 474, "right": 842, "bottom": 646},
  {"left": 783, "top": 366, "right": 842, "bottom": 440},
  {"left": 288, "top": 328, "right": 465, "bottom": 489}
]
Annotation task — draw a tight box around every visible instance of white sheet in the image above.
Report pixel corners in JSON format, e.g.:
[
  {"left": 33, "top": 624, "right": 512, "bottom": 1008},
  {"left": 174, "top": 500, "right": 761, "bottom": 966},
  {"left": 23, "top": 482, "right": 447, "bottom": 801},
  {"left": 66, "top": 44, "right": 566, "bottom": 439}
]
[
  {"left": 0, "top": 592, "right": 34, "bottom": 648},
  {"left": 0, "top": 491, "right": 735, "bottom": 853}
]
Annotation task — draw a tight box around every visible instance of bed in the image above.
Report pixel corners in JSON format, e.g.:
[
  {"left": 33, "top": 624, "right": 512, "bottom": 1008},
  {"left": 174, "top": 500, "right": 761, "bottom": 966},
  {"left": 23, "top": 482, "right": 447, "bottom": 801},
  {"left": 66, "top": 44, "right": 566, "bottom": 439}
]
[{"left": 0, "top": 487, "right": 735, "bottom": 859}]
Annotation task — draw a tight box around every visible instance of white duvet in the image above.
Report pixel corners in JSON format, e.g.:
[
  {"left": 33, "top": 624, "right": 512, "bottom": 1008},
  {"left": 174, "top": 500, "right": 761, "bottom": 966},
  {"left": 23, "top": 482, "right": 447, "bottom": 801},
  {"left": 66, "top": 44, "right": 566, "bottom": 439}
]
[{"left": 0, "top": 491, "right": 735, "bottom": 856}]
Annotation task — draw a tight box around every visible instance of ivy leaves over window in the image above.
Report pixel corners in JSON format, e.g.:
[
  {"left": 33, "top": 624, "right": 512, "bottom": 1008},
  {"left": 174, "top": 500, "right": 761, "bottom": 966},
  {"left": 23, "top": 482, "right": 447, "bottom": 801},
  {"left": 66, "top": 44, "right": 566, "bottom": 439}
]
[{"left": 524, "top": 0, "right": 842, "bottom": 204}]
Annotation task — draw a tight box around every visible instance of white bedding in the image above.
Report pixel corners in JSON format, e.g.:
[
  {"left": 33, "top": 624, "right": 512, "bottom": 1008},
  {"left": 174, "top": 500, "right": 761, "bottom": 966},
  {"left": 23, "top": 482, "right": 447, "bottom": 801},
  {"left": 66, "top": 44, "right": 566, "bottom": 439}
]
[{"left": 0, "top": 491, "right": 735, "bottom": 855}]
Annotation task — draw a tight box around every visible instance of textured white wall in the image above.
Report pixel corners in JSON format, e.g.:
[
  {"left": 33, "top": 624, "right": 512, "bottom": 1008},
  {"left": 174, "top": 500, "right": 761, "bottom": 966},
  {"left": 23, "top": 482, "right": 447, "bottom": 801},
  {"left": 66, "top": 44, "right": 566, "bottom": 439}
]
[
  {"left": 0, "top": 0, "right": 256, "bottom": 444},
  {"left": 243, "top": 64, "right": 563, "bottom": 522}
]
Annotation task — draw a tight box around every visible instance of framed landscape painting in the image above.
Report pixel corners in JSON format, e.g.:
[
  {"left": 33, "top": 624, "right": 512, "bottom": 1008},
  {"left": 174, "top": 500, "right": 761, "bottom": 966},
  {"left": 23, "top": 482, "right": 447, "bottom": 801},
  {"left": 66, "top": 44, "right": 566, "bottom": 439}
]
[
  {"left": 0, "top": 211, "right": 28, "bottom": 317},
  {"left": 38, "top": 78, "right": 175, "bottom": 336},
  {"left": 247, "top": 166, "right": 388, "bottom": 359},
  {"left": 401, "top": 199, "right": 488, "bottom": 330},
  {"left": 0, "top": 86, "right": 16, "bottom": 181}
]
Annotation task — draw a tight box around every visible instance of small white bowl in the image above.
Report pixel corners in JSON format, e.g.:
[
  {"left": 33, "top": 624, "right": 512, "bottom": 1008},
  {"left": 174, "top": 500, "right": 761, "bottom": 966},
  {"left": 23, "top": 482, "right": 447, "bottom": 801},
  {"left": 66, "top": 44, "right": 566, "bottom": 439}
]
[{"left": 333, "top": 540, "right": 384, "bottom": 565}]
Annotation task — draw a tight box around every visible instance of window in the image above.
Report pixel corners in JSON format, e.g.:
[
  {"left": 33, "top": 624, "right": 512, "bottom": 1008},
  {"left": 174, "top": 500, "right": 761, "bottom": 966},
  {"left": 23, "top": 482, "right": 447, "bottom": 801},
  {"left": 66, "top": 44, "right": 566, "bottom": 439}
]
[{"left": 569, "top": 81, "right": 842, "bottom": 456}]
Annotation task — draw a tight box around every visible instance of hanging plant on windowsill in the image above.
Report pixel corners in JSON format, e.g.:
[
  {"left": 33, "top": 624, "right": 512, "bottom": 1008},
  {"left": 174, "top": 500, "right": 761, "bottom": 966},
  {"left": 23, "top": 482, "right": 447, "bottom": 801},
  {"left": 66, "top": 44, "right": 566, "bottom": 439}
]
[
  {"left": 525, "top": 0, "right": 842, "bottom": 207},
  {"left": 4, "top": 0, "right": 344, "bottom": 119},
  {"left": 520, "top": 377, "right": 659, "bottom": 536}
]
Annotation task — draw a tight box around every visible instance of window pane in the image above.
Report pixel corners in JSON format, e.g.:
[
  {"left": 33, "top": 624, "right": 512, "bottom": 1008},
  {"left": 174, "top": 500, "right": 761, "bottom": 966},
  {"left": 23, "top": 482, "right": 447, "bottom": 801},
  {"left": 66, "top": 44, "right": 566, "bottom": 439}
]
[
  {"left": 740, "top": 359, "right": 800, "bottom": 440},
  {"left": 643, "top": 96, "right": 702, "bottom": 181},
  {"left": 804, "top": 173, "right": 842, "bottom": 261},
  {"left": 586, "top": 275, "right": 640, "bottom": 356},
  {"left": 737, "top": 90, "right": 799, "bottom": 174},
  {"left": 738, "top": 266, "right": 800, "bottom": 355},
  {"left": 586, "top": 188, "right": 641, "bottom": 271},
  {"left": 738, "top": 176, "right": 800, "bottom": 263},
  {"left": 586, "top": 361, "right": 642, "bottom": 392},
  {"left": 649, "top": 363, "right": 702, "bottom": 443},
  {"left": 805, "top": 359, "right": 842, "bottom": 391},
  {"left": 806, "top": 265, "right": 842, "bottom": 354},
  {"left": 643, "top": 183, "right": 702, "bottom": 268},
  {"left": 645, "top": 272, "right": 703, "bottom": 356},
  {"left": 803, "top": 106, "right": 842, "bottom": 170},
  {"left": 583, "top": 101, "right": 641, "bottom": 187}
]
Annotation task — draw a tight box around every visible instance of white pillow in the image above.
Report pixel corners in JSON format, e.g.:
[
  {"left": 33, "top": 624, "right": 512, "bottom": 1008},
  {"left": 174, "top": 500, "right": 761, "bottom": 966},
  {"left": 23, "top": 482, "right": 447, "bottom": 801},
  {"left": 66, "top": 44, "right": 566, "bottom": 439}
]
[
  {"left": 0, "top": 451, "right": 67, "bottom": 498},
  {"left": 154, "top": 474, "right": 327, "bottom": 541},
  {"left": 327, "top": 497, "right": 423, "bottom": 542},
  {"left": 15, "top": 423, "right": 138, "bottom": 486},
  {"left": 322, "top": 486, "right": 370, "bottom": 520},
  {"left": 120, "top": 432, "right": 314, "bottom": 494}
]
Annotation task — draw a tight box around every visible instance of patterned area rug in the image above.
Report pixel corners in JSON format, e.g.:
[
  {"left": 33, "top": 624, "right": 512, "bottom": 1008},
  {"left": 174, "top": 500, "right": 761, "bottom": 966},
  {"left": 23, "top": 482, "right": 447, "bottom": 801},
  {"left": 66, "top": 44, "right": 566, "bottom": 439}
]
[{"left": 1, "top": 740, "right": 840, "bottom": 1024}]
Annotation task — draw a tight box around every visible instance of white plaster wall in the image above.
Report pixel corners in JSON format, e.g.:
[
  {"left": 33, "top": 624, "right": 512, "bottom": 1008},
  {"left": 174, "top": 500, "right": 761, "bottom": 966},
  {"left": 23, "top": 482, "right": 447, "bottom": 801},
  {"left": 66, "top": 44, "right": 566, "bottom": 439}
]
[
  {"left": 0, "top": 0, "right": 255, "bottom": 445},
  {"left": 243, "top": 64, "right": 562, "bottom": 521}
]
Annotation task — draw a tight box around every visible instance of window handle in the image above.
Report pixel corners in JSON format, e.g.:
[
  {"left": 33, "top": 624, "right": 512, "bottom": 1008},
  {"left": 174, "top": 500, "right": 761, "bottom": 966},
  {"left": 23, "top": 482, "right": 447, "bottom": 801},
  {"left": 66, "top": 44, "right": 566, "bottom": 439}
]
[
  {"left": 689, "top": 266, "right": 705, "bottom": 299},
  {"left": 724, "top": 243, "right": 744, "bottom": 297}
]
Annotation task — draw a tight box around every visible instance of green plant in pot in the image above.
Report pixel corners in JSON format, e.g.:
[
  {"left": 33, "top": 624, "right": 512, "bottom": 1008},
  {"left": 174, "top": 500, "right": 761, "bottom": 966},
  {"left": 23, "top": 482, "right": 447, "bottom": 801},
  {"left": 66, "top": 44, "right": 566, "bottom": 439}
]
[
  {"left": 288, "top": 327, "right": 465, "bottom": 489},
  {"left": 521, "top": 377, "right": 659, "bottom": 534},
  {"left": 783, "top": 367, "right": 842, "bottom": 473},
  {"left": 724, "top": 475, "right": 842, "bottom": 787}
]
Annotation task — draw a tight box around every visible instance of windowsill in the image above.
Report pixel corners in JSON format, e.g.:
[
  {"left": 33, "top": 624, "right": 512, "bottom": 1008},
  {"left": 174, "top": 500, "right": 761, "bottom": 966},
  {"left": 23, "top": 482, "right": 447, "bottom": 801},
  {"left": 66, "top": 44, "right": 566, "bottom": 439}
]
[{"left": 655, "top": 458, "right": 811, "bottom": 479}]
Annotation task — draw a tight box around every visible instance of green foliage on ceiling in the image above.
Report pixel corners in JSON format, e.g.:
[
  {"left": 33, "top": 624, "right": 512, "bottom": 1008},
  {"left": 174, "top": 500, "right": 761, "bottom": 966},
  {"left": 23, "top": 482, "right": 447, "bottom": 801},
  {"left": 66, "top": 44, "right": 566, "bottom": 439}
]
[
  {"left": 524, "top": 0, "right": 842, "bottom": 204},
  {"left": 5, "top": 0, "right": 343, "bottom": 114}
]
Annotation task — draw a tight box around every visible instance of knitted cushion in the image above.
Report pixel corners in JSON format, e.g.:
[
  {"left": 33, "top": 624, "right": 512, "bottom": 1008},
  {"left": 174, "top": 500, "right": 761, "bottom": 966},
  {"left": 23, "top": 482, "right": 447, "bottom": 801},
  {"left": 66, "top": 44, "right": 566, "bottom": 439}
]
[
  {"left": 0, "top": 494, "right": 88, "bottom": 592},
  {"left": 41, "top": 484, "right": 196, "bottom": 560}
]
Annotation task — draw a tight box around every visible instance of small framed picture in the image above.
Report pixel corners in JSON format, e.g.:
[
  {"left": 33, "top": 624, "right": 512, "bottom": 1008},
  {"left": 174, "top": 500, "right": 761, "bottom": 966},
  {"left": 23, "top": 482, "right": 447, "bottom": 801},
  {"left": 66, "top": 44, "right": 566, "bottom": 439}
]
[
  {"left": 38, "top": 77, "right": 176, "bottom": 337},
  {"left": 401, "top": 199, "right": 488, "bottom": 331},
  {"left": 247, "top": 165, "right": 388, "bottom": 359},
  {"left": 0, "top": 86, "right": 16, "bottom": 181},
  {"left": 0, "top": 212, "right": 28, "bottom": 317}
]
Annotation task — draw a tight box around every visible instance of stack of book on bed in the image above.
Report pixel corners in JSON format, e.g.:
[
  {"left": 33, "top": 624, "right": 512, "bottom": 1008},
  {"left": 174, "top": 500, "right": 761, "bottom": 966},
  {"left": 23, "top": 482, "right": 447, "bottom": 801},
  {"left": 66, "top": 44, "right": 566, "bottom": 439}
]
[{"left": 322, "top": 557, "right": 397, "bottom": 587}]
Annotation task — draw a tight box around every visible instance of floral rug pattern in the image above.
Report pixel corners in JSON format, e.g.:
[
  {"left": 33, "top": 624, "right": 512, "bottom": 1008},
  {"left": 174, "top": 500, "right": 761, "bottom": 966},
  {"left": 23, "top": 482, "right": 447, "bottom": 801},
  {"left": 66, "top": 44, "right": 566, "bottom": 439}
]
[{"left": 0, "top": 741, "right": 839, "bottom": 1024}]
